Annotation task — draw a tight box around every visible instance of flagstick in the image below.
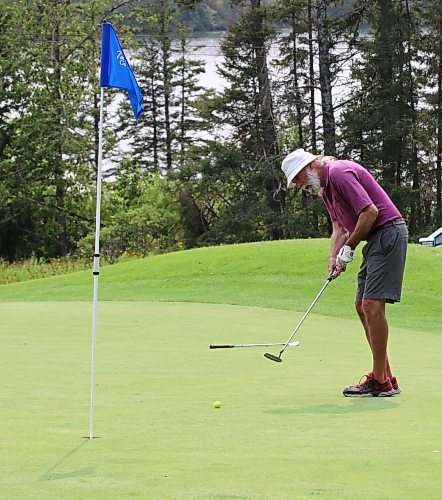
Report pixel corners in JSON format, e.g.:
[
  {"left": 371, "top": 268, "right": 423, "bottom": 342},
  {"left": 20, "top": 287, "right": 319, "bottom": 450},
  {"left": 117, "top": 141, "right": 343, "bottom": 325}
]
[{"left": 90, "top": 87, "right": 105, "bottom": 440}]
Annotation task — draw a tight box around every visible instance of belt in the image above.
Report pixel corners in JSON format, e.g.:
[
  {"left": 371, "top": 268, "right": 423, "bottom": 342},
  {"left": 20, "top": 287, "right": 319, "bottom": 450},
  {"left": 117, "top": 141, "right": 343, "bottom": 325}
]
[{"left": 368, "top": 218, "right": 406, "bottom": 238}]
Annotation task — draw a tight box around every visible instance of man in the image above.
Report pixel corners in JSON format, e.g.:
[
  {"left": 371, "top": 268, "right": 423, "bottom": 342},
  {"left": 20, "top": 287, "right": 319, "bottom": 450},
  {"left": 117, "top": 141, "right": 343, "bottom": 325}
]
[{"left": 281, "top": 149, "right": 408, "bottom": 397}]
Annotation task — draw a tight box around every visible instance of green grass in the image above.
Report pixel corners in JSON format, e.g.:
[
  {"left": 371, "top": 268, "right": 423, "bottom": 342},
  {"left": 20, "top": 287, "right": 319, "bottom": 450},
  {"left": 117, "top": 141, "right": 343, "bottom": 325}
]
[
  {"left": 0, "top": 240, "right": 441, "bottom": 499},
  {"left": 1, "top": 239, "right": 441, "bottom": 332}
]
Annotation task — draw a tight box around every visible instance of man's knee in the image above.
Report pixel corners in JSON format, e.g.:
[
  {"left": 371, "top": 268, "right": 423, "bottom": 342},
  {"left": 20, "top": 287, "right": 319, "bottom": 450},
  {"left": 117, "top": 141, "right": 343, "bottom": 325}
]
[
  {"left": 355, "top": 298, "right": 364, "bottom": 316},
  {"left": 361, "top": 298, "right": 385, "bottom": 317}
]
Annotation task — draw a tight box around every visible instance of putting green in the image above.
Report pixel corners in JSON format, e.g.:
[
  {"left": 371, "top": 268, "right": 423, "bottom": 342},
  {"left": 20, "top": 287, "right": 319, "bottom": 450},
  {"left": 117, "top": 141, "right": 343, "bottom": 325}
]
[{"left": 1, "top": 301, "right": 441, "bottom": 499}]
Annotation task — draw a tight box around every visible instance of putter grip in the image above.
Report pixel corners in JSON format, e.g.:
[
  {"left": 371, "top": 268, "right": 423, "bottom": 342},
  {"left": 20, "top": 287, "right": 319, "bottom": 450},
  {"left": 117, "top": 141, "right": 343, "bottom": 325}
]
[
  {"left": 328, "top": 267, "right": 338, "bottom": 281},
  {"left": 209, "top": 345, "right": 234, "bottom": 349}
]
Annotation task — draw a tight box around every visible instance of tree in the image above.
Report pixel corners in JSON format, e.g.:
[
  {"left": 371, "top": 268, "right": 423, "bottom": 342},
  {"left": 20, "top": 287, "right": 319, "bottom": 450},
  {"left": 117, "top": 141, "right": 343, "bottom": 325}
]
[
  {"left": 340, "top": 0, "right": 424, "bottom": 234},
  {"left": 272, "top": 0, "right": 310, "bottom": 150},
  {"left": 207, "top": 0, "right": 285, "bottom": 240},
  {"left": 80, "top": 171, "right": 182, "bottom": 262},
  {"left": 422, "top": 0, "right": 442, "bottom": 226},
  {"left": 170, "top": 26, "right": 207, "bottom": 167},
  {"left": 119, "top": 1, "right": 207, "bottom": 175}
]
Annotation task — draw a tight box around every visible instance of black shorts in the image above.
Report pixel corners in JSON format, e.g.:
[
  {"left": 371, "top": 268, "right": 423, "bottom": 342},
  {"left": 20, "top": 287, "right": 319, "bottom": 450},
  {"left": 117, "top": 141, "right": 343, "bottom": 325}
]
[{"left": 356, "top": 222, "right": 408, "bottom": 304}]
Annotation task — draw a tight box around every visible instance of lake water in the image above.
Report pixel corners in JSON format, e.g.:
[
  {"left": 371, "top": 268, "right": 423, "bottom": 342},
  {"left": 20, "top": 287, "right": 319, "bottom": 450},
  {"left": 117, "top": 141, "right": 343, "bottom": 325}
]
[
  {"left": 186, "top": 31, "right": 227, "bottom": 90},
  {"left": 185, "top": 30, "right": 353, "bottom": 96}
]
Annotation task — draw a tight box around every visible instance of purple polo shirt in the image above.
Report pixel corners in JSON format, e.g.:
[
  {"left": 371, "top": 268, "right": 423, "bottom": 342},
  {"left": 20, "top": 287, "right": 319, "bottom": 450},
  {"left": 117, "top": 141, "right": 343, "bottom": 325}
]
[{"left": 322, "top": 160, "right": 402, "bottom": 234}]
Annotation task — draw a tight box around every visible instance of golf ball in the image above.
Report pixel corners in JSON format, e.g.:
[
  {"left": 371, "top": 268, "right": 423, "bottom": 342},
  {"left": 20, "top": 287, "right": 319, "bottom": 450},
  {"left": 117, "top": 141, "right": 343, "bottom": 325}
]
[{"left": 213, "top": 401, "right": 221, "bottom": 408}]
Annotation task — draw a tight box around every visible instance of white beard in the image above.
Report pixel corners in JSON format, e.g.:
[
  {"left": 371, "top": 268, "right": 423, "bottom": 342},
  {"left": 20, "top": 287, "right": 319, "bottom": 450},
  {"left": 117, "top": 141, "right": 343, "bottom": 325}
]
[{"left": 304, "top": 169, "right": 321, "bottom": 196}]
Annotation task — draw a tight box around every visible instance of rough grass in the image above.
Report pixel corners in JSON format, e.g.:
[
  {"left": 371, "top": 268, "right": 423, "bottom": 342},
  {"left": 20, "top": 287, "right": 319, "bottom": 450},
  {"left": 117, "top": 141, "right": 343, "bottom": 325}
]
[{"left": 0, "top": 256, "right": 92, "bottom": 284}]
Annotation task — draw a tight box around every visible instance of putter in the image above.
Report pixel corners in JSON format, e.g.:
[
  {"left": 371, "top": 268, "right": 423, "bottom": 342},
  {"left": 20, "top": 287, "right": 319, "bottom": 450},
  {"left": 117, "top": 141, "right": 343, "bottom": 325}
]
[
  {"left": 210, "top": 341, "right": 299, "bottom": 349},
  {"left": 264, "top": 270, "right": 336, "bottom": 363}
]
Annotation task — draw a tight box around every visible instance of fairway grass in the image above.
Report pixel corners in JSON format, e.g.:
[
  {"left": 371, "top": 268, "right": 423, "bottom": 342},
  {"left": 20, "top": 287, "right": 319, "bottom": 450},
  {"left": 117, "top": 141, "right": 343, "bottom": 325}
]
[{"left": 1, "top": 301, "right": 441, "bottom": 499}]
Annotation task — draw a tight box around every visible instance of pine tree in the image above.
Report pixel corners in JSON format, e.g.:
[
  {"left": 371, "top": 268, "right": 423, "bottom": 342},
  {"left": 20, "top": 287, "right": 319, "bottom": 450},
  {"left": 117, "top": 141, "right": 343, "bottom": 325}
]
[
  {"left": 272, "top": 0, "right": 310, "bottom": 149},
  {"left": 171, "top": 27, "right": 207, "bottom": 168},
  {"left": 422, "top": 0, "right": 442, "bottom": 226},
  {"left": 118, "top": 1, "right": 207, "bottom": 175},
  {"left": 340, "top": 0, "right": 423, "bottom": 232},
  {"left": 271, "top": 0, "right": 325, "bottom": 236},
  {"left": 213, "top": 0, "right": 285, "bottom": 239}
]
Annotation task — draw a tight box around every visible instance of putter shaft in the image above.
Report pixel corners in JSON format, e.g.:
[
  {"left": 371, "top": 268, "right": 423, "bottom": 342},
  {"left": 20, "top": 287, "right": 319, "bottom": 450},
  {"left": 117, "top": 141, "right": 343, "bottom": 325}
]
[
  {"left": 210, "top": 341, "right": 299, "bottom": 349},
  {"left": 265, "top": 272, "right": 335, "bottom": 363}
]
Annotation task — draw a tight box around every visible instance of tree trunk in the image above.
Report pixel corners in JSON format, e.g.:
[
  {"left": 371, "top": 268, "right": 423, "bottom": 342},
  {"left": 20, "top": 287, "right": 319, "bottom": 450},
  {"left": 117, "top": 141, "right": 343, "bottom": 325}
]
[
  {"left": 251, "top": 0, "right": 278, "bottom": 158},
  {"left": 160, "top": 0, "right": 172, "bottom": 172},
  {"left": 180, "top": 43, "right": 186, "bottom": 166},
  {"left": 317, "top": 0, "right": 336, "bottom": 156},
  {"left": 250, "top": 0, "right": 285, "bottom": 238},
  {"left": 291, "top": 12, "right": 304, "bottom": 148},
  {"left": 438, "top": 0, "right": 442, "bottom": 225},
  {"left": 377, "top": 0, "right": 401, "bottom": 187},
  {"left": 308, "top": 0, "right": 317, "bottom": 154},
  {"left": 405, "top": 0, "right": 420, "bottom": 234},
  {"left": 151, "top": 71, "right": 159, "bottom": 170},
  {"left": 53, "top": 15, "right": 68, "bottom": 256}
]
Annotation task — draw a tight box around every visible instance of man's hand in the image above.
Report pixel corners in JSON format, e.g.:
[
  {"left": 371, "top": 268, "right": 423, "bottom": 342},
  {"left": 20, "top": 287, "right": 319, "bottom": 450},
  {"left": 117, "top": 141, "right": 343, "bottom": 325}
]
[
  {"left": 337, "top": 245, "right": 354, "bottom": 269},
  {"left": 329, "top": 257, "right": 345, "bottom": 278}
]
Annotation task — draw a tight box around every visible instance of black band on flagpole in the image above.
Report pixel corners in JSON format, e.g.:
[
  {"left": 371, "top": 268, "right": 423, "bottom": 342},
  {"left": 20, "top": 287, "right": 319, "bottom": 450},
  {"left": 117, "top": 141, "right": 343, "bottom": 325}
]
[
  {"left": 94, "top": 253, "right": 100, "bottom": 257},
  {"left": 93, "top": 272, "right": 100, "bottom": 276}
]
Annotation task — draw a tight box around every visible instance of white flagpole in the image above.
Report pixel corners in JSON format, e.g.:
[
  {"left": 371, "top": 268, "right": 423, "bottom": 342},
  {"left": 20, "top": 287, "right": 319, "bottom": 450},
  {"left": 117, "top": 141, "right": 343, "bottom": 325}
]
[{"left": 90, "top": 87, "right": 105, "bottom": 439}]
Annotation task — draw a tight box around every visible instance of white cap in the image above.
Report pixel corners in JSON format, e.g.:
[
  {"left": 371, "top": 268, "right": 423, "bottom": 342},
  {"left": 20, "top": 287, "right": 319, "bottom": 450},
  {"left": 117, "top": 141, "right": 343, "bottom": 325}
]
[{"left": 281, "top": 149, "right": 318, "bottom": 187}]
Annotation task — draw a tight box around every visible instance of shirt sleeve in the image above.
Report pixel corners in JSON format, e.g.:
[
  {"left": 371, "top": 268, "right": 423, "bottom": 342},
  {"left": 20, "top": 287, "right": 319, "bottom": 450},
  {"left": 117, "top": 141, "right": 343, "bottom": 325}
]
[{"left": 331, "top": 167, "right": 373, "bottom": 216}]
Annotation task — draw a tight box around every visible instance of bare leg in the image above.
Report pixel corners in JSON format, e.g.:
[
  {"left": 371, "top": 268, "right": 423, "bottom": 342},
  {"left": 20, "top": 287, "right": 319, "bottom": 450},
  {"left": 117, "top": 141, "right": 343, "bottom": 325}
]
[{"left": 355, "top": 299, "right": 392, "bottom": 380}]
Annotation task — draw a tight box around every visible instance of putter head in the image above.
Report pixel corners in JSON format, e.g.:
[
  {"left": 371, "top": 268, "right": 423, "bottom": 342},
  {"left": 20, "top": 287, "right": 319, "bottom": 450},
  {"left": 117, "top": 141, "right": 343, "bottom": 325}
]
[{"left": 264, "top": 352, "right": 282, "bottom": 363}]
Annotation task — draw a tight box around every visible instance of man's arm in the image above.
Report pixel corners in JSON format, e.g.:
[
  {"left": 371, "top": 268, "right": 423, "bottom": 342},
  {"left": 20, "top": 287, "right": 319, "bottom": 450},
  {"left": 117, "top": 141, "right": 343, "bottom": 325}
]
[
  {"left": 332, "top": 204, "right": 379, "bottom": 277},
  {"left": 330, "top": 204, "right": 378, "bottom": 277},
  {"left": 346, "top": 204, "right": 379, "bottom": 249},
  {"left": 329, "top": 221, "right": 349, "bottom": 274}
]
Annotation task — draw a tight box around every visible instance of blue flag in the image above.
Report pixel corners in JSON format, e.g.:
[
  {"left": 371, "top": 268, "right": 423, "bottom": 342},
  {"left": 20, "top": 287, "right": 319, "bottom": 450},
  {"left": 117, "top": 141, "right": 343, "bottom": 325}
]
[{"left": 100, "top": 23, "right": 144, "bottom": 121}]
